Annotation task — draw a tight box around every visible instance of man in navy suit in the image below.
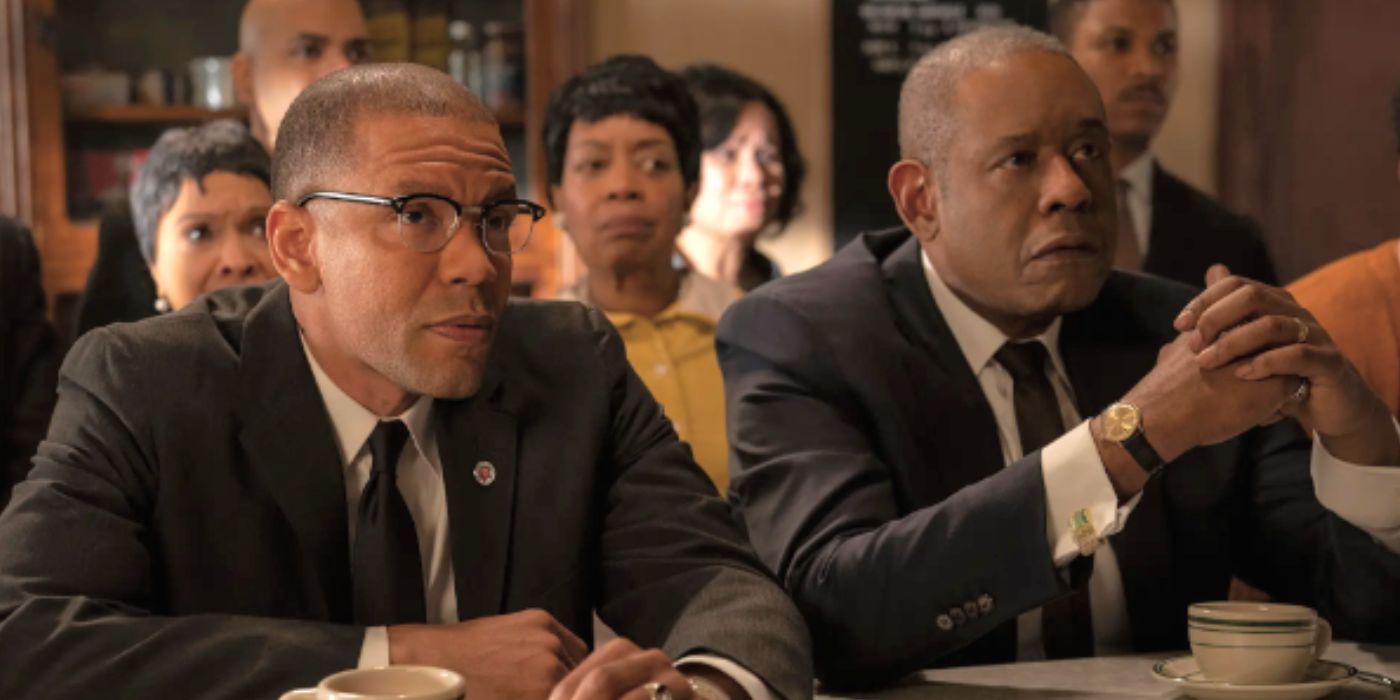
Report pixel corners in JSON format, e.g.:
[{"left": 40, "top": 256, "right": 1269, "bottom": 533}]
[
  {"left": 718, "top": 25, "right": 1400, "bottom": 688},
  {"left": 1051, "top": 0, "right": 1276, "bottom": 285}
]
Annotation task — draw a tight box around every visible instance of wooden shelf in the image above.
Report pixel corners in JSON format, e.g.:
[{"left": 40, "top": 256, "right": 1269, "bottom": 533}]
[{"left": 65, "top": 104, "right": 248, "bottom": 125}]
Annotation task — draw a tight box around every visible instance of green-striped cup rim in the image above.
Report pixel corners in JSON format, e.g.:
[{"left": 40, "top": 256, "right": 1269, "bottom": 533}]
[{"left": 1187, "top": 615, "right": 1314, "bottom": 628}]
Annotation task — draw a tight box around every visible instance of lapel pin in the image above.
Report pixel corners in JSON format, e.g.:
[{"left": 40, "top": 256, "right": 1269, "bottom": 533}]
[{"left": 473, "top": 461, "right": 497, "bottom": 486}]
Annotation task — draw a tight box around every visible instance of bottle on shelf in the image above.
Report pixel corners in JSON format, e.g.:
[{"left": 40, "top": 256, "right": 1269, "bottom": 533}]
[
  {"left": 446, "top": 20, "right": 485, "bottom": 99},
  {"left": 481, "top": 21, "right": 524, "bottom": 115},
  {"left": 412, "top": 0, "right": 449, "bottom": 70},
  {"left": 366, "top": 0, "right": 412, "bottom": 63}
]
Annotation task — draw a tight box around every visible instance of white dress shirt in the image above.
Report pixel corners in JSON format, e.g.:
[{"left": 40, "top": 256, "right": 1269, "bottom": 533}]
[
  {"left": 921, "top": 250, "right": 1400, "bottom": 661},
  {"left": 301, "top": 339, "right": 772, "bottom": 699},
  {"left": 1118, "top": 152, "right": 1155, "bottom": 256}
]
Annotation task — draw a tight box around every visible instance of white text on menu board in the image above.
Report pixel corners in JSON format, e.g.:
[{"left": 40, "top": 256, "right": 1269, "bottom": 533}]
[{"left": 858, "top": 1, "right": 1013, "bottom": 74}]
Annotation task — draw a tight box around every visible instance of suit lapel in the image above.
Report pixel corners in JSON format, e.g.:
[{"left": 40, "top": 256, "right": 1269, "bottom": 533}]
[
  {"left": 1143, "top": 164, "right": 1183, "bottom": 276},
  {"left": 435, "top": 372, "right": 519, "bottom": 621},
  {"left": 879, "top": 236, "right": 1006, "bottom": 506},
  {"left": 234, "top": 282, "right": 353, "bottom": 621},
  {"left": 1060, "top": 281, "right": 1178, "bottom": 651}
]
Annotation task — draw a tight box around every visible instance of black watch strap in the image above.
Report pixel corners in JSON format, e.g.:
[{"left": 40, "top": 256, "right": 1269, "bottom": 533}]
[{"left": 1122, "top": 428, "right": 1164, "bottom": 474}]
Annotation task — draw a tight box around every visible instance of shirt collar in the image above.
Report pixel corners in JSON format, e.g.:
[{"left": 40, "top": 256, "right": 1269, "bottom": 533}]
[
  {"left": 1119, "top": 151, "right": 1155, "bottom": 202},
  {"left": 570, "top": 269, "right": 730, "bottom": 329},
  {"left": 920, "top": 248, "right": 1069, "bottom": 380},
  {"left": 301, "top": 335, "right": 435, "bottom": 467}
]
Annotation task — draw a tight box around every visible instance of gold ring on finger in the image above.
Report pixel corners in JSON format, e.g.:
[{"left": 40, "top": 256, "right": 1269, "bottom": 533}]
[{"left": 1295, "top": 317, "right": 1310, "bottom": 344}]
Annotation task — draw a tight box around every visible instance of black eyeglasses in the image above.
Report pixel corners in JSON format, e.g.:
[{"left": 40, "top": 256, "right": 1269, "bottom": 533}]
[{"left": 296, "top": 191, "right": 546, "bottom": 255}]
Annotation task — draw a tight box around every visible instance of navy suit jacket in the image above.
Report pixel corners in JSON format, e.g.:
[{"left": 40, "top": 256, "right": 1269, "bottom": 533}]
[
  {"left": 1144, "top": 165, "right": 1277, "bottom": 286},
  {"left": 717, "top": 228, "right": 1400, "bottom": 688}
]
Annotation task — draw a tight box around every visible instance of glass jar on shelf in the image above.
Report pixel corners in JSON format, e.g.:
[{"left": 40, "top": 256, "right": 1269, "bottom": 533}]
[
  {"left": 481, "top": 21, "right": 523, "bottom": 115},
  {"left": 366, "top": 0, "right": 411, "bottom": 63},
  {"left": 411, "top": 0, "right": 449, "bottom": 70}
]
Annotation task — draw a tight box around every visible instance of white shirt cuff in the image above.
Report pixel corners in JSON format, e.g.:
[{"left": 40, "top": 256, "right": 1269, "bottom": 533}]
[
  {"left": 358, "top": 626, "right": 390, "bottom": 668},
  {"left": 677, "top": 654, "right": 774, "bottom": 700},
  {"left": 1040, "top": 421, "right": 1142, "bottom": 566},
  {"left": 1312, "top": 418, "right": 1400, "bottom": 554}
]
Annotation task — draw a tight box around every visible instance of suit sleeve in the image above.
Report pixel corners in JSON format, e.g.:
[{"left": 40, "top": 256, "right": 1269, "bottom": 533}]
[
  {"left": 1237, "top": 217, "right": 1279, "bottom": 286},
  {"left": 0, "top": 224, "right": 56, "bottom": 507},
  {"left": 717, "top": 295, "right": 1065, "bottom": 686},
  {"left": 584, "top": 308, "right": 814, "bottom": 700},
  {"left": 1233, "top": 418, "right": 1400, "bottom": 642},
  {"left": 0, "top": 327, "right": 363, "bottom": 699}
]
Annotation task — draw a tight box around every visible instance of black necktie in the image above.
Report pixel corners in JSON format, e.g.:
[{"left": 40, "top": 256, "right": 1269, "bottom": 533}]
[
  {"left": 993, "top": 341, "right": 1095, "bottom": 659},
  {"left": 352, "top": 420, "right": 427, "bottom": 625}
]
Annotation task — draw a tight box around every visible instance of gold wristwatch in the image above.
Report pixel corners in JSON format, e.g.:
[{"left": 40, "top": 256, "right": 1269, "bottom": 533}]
[{"left": 1100, "top": 402, "right": 1164, "bottom": 473}]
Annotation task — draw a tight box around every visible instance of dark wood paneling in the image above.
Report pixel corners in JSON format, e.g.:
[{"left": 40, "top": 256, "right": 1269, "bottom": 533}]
[{"left": 1219, "top": 0, "right": 1400, "bottom": 282}]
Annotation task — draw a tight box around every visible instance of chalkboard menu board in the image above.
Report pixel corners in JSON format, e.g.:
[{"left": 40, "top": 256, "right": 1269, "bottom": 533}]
[{"left": 831, "top": 0, "right": 1047, "bottom": 248}]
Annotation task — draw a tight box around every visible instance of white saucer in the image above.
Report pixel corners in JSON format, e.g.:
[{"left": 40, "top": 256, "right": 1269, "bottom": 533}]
[{"left": 1151, "top": 656, "right": 1357, "bottom": 699}]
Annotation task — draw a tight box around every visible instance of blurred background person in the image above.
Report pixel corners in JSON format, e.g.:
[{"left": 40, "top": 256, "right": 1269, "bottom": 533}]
[
  {"left": 0, "top": 218, "right": 56, "bottom": 509},
  {"left": 76, "top": 0, "right": 370, "bottom": 333},
  {"left": 130, "top": 120, "right": 275, "bottom": 313},
  {"left": 546, "top": 55, "right": 737, "bottom": 492},
  {"left": 1289, "top": 85, "right": 1400, "bottom": 419},
  {"left": 1052, "top": 0, "right": 1277, "bottom": 285},
  {"left": 679, "top": 64, "right": 806, "bottom": 292},
  {"left": 233, "top": 0, "right": 373, "bottom": 151}
]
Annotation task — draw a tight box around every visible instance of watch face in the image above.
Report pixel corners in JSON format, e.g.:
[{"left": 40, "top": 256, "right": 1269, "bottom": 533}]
[{"left": 1103, "top": 403, "right": 1140, "bottom": 442}]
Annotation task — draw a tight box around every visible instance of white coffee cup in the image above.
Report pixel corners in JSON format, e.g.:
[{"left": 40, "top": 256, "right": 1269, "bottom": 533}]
[
  {"left": 278, "top": 665, "right": 465, "bottom": 700},
  {"left": 1187, "top": 602, "right": 1331, "bottom": 685}
]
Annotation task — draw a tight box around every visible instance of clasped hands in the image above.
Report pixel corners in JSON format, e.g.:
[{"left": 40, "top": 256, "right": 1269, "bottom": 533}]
[
  {"left": 1110, "top": 264, "right": 1399, "bottom": 478},
  {"left": 388, "top": 609, "right": 746, "bottom": 700}
]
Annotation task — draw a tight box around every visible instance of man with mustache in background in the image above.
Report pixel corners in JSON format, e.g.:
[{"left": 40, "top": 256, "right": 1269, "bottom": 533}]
[{"left": 1052, "top": 0, "right": 1278, "bottom": 285}]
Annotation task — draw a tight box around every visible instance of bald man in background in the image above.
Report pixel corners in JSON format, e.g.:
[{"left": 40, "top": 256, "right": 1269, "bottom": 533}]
[
  {"left": 78, "top": 0, "right": 372, "bottom": 331},
  {"left": 233, "top": 0, "right": 373, "bottom": 150}
]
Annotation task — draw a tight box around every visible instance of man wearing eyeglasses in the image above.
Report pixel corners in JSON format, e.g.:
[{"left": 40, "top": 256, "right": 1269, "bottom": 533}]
[{"left": 0, "top": 64, "right": 811, "bottom": 700}]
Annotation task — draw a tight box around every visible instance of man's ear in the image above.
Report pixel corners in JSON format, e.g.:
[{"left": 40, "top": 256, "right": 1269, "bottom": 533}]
[
  {"left": 232, "top": 52, "right": 255, "bottom": 107},
  {"left": 888, "top": 159, "right": 940, "bottom": 244},
  {"left": 267, "top": 200, "right": 322, "bottom": 293}
]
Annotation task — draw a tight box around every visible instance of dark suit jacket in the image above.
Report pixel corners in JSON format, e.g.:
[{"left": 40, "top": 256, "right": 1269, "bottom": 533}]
[
  {"left": 0, "top": 281, "right": 811, "bottom": 699},
  {"left": 0, "top": 219, "right": 56, "bottom": 508},
  {"left": 717, "top": 229, "right": 1400, "bottom": 688},
  {"left": 1144, "top": 165, "right": 1277, "bottom": 286}
]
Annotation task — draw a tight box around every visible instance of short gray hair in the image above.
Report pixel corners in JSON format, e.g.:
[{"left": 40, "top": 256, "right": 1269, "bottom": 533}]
[{"left": 898, "top": 25, "right": 1069, "bottom": 166}]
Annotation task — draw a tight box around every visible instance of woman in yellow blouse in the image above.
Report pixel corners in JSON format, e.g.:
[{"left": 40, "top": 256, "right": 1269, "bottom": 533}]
[{"left": 544, "top": 55, "right": 740, "bottom": 493}]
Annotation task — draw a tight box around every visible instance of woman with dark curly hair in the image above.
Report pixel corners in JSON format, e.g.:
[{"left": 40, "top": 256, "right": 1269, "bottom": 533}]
[{"left": 679, "top": 64, "right": 806, "bottom": 292}]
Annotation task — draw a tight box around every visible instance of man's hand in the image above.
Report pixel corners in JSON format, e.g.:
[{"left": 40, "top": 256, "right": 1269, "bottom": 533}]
[
  {"left": 548, "top": 638, "right": 694, "bottom": 700},
  {"left": 1116, "top": 332, "right": 1294, "bottom": 464},
  {"left": 388, "top": 609, "right": 588, "bottom": 700},
  {"left": 1177, "top": 265, "right": 1400, "bottom": 466}
]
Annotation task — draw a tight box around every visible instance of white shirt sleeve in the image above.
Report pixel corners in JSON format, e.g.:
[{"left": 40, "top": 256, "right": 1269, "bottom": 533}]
[
  {"left": 677, "top": 654, "right": 775, "bottom": 700},
  {"left": 358, "top": 626, "right": 390, "bottom": 668},
  {"left": 1311, "top": 418, "right": 1400, "bottom": 554},
  {"left": 1040, "top": 421, "right": 1143, "bottom": 566}
]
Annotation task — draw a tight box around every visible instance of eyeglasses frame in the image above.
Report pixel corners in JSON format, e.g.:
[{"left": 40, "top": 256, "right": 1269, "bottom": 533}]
[{"left": 295, "top": 190, "right": 546, "bottom": 255}]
